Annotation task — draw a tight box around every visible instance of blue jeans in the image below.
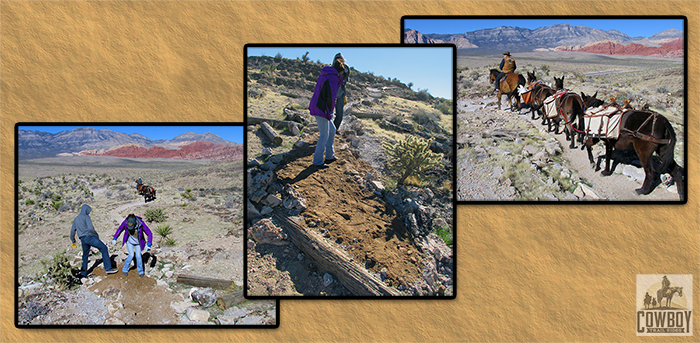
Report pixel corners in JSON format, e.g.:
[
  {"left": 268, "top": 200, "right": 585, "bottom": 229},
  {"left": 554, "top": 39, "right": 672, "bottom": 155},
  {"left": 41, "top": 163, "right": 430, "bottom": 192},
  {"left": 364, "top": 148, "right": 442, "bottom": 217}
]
[
  {"left": 313, "top": 115, "right": 336, "bottom": 165},
  {"left": 123, "top": 242, "right": 144, "bottom": 275},
  {"left": 333, "top": 87, "right": 345, "bottom": 132},
  {"left": 80, "top": 235, "right": 112, "bottom": 275}
]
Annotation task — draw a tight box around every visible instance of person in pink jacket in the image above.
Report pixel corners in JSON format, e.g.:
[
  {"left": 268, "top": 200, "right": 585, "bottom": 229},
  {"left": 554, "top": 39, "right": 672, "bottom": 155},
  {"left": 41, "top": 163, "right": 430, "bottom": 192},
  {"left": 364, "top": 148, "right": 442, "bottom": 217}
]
[{"left": 112, "top": 213, "right": 152, "bottom": 277}]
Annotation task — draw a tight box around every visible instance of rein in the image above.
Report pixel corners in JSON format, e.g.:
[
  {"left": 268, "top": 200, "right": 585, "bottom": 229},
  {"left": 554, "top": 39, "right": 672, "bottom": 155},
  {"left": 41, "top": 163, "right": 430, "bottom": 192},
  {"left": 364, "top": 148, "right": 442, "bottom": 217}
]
[{"left": 555, "top": 91, "right": 587, "bottom": 134}]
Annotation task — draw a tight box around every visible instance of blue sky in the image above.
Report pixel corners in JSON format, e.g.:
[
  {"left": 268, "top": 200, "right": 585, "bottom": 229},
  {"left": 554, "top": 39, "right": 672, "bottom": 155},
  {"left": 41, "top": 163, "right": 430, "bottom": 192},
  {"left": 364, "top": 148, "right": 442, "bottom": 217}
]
[
  {"left": 18, "top": 125, "right": 244, "bottom": 144},
  {"left": 248, "top": 46, "right": 454, "bottom": 99},
  {"left": 404, "top": 18, "right": 685, "bottom": 38}
]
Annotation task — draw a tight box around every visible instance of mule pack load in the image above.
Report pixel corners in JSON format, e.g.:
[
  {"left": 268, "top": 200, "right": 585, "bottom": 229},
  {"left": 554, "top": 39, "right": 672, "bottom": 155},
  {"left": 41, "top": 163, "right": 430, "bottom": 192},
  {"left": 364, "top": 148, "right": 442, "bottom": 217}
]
[
  {"left": 135, "top": 178, "right": 157, "bottom": 203},
  {"left": 583, "top": 105, "right": 628, "bottom": 140}
]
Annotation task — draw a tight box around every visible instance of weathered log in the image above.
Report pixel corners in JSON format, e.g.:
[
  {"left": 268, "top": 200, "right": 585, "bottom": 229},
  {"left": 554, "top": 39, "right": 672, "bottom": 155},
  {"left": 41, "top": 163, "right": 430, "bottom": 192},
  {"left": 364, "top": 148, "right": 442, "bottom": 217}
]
[
  {"left": 216, "top": 290, "right": 245, "bottom": 310},
  {"left": 176, "top": 274, "right": 232, "bottom": 290},
  {"left": 272, "top": 211, "right": 400, "bottom": 296},
  {"left": 247, "top": 117, "right": 297, "bottom": 130},
  {"left": 351, "top": 111, "right": 386, "bottom": 119},
  {"left": 260, "top": 122, "right": 283, "bottom": 145}
]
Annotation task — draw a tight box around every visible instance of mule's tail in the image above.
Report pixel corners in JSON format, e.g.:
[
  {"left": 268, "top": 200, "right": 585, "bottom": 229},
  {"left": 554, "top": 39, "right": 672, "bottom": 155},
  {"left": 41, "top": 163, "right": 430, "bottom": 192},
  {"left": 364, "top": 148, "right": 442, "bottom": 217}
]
[{"left": 656, "top": 120, "right": 677, "bottom": 174}]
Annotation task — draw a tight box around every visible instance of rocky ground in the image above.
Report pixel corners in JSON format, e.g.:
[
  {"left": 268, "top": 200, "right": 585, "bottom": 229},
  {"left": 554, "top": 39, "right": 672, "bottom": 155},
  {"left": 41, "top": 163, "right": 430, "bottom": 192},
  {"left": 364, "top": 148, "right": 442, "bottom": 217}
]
[
  {"left": 246, "top": 56, "right": 454, "bottom": 297},
  {"left": 456, "top": 52, "right": 685, "bottom": 201},
  {"left": 16, "top": 157, "right": 276, "bottom": 325}
]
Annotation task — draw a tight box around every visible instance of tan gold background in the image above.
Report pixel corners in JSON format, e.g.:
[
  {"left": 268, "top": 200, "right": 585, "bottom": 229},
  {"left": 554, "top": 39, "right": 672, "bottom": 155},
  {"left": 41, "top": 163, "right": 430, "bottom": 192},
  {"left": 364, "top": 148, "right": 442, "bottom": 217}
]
[{"left": 1, "top": 1, "right": 697, "bottom": 342}]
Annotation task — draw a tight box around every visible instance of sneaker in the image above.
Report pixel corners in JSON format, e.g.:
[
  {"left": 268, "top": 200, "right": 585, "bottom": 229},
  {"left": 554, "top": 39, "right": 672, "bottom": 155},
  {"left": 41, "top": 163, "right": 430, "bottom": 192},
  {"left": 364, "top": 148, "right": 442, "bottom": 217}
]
[
  {"left": 123, "top": 271, "right": 128, "bottom": 276},
  {"left": 324, "top": 157, "right": 338, "bottom": 163},
  {"left": 312, "top": 163, "right": 329, "bottom": 169},
  {"left": 105, "top": 269, "right": 117, "bottom": 274},
  {"left": 139, "top": 273, "right": 145, "bottom": 278}
]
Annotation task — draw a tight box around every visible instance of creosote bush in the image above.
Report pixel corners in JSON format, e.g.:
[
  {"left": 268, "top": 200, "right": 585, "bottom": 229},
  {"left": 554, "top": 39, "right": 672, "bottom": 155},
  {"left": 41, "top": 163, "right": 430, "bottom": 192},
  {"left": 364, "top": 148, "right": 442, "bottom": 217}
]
[{"left": 382, "top": 135, "right": 443, "bottom": 185}]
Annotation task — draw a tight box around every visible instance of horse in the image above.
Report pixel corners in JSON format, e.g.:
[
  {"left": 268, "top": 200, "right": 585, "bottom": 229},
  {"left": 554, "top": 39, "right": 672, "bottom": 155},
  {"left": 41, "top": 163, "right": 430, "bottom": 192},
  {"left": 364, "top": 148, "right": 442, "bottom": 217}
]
[
  {"left": 581, "top": 92, "right": 685, "bottom": 199},
  {"left": 550, "top": 76, "right": 585, "bottom": 148},
  {"left": 657, "top": 286, "right": 683, "bottom": 308},
  {"left": 143, "top": 185, "right": 157, "bottom": 203},
  {"left": 489, "top": 69, "right": 525, "bottom": 111},
  {"left": 523, "top": 71, "right": 555, "bottom": 122},
  {"left": 135, "top": 178, "right": 156, "bottom": 202}
]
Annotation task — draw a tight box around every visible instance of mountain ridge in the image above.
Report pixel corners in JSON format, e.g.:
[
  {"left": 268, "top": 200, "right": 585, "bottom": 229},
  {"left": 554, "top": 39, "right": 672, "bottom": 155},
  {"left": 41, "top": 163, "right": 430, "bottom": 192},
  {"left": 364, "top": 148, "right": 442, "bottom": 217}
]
[
  {"left": 18, "top": 127, "right": 241, "bottom": 160},
  {"left": 404, "top": 24, "right": 683, "bottom": 56}
]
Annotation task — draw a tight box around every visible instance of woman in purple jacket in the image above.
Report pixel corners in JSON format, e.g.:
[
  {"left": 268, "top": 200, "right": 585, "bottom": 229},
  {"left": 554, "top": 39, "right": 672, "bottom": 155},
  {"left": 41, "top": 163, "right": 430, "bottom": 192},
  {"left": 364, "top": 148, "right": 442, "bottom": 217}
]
[
  {"left": 112, "top": 213, "right": 153, "bottom": 277},
  {"left": 308, "top": 58, "right": 346, "bottom": 168}
]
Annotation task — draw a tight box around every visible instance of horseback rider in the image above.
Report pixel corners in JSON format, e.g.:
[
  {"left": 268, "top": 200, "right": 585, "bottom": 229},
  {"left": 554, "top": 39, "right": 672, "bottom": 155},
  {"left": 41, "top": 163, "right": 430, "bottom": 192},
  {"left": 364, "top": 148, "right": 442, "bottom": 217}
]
[
  {"left": 493, "top": 51, "right": 516, "bottom": 93},
  {"left": 661, "top": 275, "right": 671, "bottom": 294}
]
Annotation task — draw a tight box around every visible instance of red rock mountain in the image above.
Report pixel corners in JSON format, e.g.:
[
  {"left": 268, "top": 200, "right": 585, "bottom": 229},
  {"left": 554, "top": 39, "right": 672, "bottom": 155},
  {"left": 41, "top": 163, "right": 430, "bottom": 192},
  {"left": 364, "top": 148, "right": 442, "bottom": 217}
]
[
  {"left": 81, "top": 141, "right": 243, "bottom": 162},
  {"left": 555, "top": 38, "right": 683, "bottom": 58}
]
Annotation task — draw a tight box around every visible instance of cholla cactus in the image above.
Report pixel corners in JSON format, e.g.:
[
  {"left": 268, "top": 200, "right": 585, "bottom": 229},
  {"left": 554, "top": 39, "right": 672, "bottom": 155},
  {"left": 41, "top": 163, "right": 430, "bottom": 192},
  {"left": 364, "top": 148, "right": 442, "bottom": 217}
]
[{"left": 382, "top": 136, "right": 443, "bottom": 185}]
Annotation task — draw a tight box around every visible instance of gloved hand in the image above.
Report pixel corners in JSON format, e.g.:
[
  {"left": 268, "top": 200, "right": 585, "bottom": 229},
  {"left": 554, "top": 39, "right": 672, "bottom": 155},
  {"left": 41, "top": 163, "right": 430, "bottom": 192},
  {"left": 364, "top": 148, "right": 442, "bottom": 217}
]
[
  {"left": 343, "top": 96, "right": 347, "bottom": 106},
  {"left": 72, "top": 242, "right": 77, "bottom": 249},
  {"left": 145, "top": 242, "right": 152, "bottom": 252},
  {"left": 112, "top": 239, "right": 117, "bottom": 246}
]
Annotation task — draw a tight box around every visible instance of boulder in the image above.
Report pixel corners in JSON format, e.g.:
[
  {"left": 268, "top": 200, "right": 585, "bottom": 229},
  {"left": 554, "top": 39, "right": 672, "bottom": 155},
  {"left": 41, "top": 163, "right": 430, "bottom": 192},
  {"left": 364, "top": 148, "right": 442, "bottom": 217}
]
[{"left": 191, "top": 287, "right": 217, "bottom": 308}]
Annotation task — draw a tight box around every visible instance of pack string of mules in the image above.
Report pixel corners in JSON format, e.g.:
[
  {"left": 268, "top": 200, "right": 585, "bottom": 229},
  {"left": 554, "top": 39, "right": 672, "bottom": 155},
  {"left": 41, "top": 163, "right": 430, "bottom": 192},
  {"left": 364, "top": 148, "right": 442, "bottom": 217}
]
[{"left": 509, "top": 72, "right": 684, "bottom": 200}]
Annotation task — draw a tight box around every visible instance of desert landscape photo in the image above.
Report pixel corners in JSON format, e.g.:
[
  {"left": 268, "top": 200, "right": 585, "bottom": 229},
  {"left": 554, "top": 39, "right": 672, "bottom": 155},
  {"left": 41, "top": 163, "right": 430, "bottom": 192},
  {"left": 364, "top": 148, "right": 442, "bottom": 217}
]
[
  {"left": 405, "top": 18, "right": 685, "bottom": 202},
  {"left": 15, "top": 125, "right": 276, "bottom": 326},
  {"left": 245, "top": 46, "right": 455, "bottom": 297}
]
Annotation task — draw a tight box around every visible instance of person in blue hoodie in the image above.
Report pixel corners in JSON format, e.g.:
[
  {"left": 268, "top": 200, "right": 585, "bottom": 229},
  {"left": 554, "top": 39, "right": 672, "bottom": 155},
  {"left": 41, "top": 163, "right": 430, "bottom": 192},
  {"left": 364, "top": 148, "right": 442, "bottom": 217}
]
[
  {"left": 70, "top": 204, "right": 117, "bottom": 276},
  {"left": 112, "top": 213, "right": 153, "bottom": 277},
  {"left": 308, "top": 56, "right": 346, "bottom": 168}
]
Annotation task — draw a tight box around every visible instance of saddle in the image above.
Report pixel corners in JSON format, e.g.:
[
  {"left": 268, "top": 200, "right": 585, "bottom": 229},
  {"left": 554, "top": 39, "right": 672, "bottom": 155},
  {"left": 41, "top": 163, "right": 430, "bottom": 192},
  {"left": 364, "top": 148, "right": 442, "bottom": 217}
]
[{"left": 498, "top": 73, "right": 518, "bottom": 93}]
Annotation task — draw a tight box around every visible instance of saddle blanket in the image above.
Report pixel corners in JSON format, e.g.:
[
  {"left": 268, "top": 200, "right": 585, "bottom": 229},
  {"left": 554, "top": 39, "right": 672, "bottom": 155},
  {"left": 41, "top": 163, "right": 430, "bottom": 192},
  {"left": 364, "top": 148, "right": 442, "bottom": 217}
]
[{"left": 584, "top": 106, "right": 629, "bottom": 139}]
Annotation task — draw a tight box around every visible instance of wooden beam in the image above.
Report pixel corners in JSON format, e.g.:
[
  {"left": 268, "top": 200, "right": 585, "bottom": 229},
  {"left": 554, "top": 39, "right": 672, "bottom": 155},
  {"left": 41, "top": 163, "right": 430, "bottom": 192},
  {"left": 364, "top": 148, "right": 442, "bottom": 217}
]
[
  {"left": 260, "top": 122, "right": 283, "bottom": 145},
  {"left": 247, "top": 117, "right": 298, "bottom": 129},
  {"left": 273, "top": 211, "right": 400, "bottom": 296},
  {"left": 176, "top": 274, "right": 233, "bottom": 290},
  {"left": 216, "top": 290, "right": 245, "bottom": 310}
]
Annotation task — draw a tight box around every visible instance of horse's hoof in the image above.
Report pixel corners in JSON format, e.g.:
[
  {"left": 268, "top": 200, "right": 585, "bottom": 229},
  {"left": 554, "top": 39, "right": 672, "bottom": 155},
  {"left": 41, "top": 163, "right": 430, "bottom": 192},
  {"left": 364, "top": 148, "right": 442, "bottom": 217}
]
[
  {"left": 635, "top": 187, "right": 652, "bottom": 195},
  {"left": 601, "top": 170, "right": 612, "bottom": 176}
]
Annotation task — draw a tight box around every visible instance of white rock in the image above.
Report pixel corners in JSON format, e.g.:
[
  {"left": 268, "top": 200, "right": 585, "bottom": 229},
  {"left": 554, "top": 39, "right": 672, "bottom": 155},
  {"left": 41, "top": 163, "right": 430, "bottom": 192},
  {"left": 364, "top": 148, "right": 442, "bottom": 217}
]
[
  {"left": 223, "top": 306, "right": 247, "bottom": 320},
  {"left": 170, "top": 300, "right": 197, "bottom": 314},
  {"left": 186, "top": 307, "right": 211, "bottom": 322},
  {"left": 323, "top": 273, "right": 333, "bottom": 287}
]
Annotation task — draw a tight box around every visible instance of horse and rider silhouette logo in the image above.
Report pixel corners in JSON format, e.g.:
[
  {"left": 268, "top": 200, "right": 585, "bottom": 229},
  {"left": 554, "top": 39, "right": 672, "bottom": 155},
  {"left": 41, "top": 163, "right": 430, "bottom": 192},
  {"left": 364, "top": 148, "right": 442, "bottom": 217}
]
[
  {"left": 641, "top": 275, "right": 687, "bottom": 310},
  {"left": 636, "top": 274, "right": 692, "bottom": 336}
]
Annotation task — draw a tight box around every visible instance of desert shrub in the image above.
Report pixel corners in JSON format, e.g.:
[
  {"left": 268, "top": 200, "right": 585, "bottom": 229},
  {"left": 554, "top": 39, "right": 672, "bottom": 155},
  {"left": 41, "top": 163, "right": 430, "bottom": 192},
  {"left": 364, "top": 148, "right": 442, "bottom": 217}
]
[
  {"left": 382, "top": 136, "right": 443, "bottom": 185},
  {"left": 144, "top": 208, "right": 167, "bottom": 223},
  {"left": 224, "top": 199, "right": 234, "bottom": 208},
  {"left": 540, "top": 64, "right": 550, "bottom": 75},
  {"left": 57, "top": 203, "right": 71, "bottom": 212},
  {"left": 434, "top": 100, "right": 452, "bottom": 115},
  {"left": 41, "top": 252, "right": 81, "bottom": 290},
  {"left": 25, "top": 199, "right": 35, "bottom": 206},
  {"left": 415, "top": 90, "right": 432, "bottom": 102},
  {"left": 164, "top": 237, "right": 177, "bottom": 247},
  {"left": 51, "top": 201, "right": 65, "bottom": 211},
  {"left": 155, "top": 225, "right": 173, "bottom": 238},
  {"left": 436, "top": 226, "right": 453, "bottom": 247}
]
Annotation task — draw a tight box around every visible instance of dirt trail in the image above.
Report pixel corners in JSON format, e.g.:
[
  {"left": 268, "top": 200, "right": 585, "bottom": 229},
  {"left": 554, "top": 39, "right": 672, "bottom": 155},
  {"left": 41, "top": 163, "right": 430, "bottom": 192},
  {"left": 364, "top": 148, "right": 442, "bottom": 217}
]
[
  {"left": 274, "top": 141, "right": 424, "bottom": 290},
  {"left": 457, "top": 96, "right": 681, "bottom": 201},
  {"left": 109, "top": 199, "right": 147, "bottom": 224}
]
